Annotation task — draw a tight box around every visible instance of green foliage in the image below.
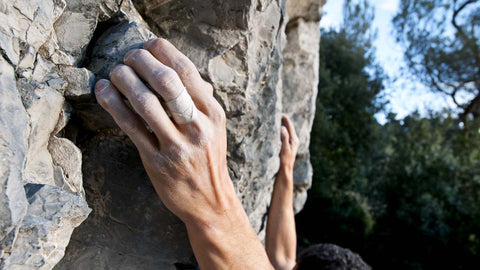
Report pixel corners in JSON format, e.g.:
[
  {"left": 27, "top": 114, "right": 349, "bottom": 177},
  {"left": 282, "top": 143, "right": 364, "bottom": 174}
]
[
  {"left": 297, "top": 0, "right": 384, "bottom": 249},
  {"left": 343, "top": 0, "right": 377, "bottom": 52},
  {"left": 393, "top": 0, "right": 480, "bottom": 121},
  {"left": 297, "top": 1, "right": 480, "bottom": 269},
  {"left": 369, "top": 113, "right": 480, "bottom": 269},
  {"left": 311, "top": 28, "right": 384, "bottom": 197}
]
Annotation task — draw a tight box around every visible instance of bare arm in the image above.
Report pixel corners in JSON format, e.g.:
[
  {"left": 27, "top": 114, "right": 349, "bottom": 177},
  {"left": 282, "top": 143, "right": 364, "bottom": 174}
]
[
  {"left": 266, "top": 115, "right": 299, "bottom": 270},
  {"left": 95, "top": 38, "right": 273, "bottom": 270}
]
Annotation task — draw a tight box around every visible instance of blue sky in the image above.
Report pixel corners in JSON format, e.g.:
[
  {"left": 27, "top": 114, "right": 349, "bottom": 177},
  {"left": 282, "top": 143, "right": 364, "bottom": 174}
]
[{"left": 320, "top": 0, "right": 457, "bottom": 123}]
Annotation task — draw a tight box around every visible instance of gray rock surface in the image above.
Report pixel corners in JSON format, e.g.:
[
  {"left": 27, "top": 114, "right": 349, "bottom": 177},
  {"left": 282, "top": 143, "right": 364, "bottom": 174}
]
[
  {"left": 55, "top": 134, "right": 195, "bottom": 269},
  {"left": 0, "top": 55, "right": 29, "bottom": 263},
  {"left": 0, "top": 0, "right": 324, "bottom": 269},
  {"left": 0, "top": 0, "right": 94, "bottom": 268},
  {"left": 283, "top": 1, "right": 323, "bottom": 213},
  {"left": 2, "top": 184, "right": 90, "bottom": 269}
]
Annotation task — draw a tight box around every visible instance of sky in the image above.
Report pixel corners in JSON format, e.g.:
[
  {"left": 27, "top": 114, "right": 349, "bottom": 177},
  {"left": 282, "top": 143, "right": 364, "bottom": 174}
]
[{"left": 320, "top": 0, "right": 457, "bottom": 123}]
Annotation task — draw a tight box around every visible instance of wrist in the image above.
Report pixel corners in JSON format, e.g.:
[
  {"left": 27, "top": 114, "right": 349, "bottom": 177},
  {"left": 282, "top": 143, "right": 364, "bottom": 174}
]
[
  {"left": 184, "top": 186, "right": 274, "bottom": 269},
  {"left": 184, "top": 189, "right": 248, "bottom": 233},
  {"left": 278, "top": 164, "right": 294, "bottom": 182}
]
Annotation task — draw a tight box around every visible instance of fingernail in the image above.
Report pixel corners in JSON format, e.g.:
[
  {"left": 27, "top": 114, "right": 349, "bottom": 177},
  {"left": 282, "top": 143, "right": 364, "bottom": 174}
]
[
  {"left": 123, "top": 49, "right": 137, "bottom": 63},
  {"left": 95, "top": 79, "right": 110, "bottom": 93},
  {"left": 144, "top": 38, "right": 156, "bottom": 49}
]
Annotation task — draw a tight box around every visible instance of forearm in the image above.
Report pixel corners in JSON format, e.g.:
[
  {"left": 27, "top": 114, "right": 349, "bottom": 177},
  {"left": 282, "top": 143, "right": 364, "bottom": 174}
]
[
  {"left": 266, "top": 167, "right": 297, "bottom": 270},
  {"left": 185, "top": 181, "right": 274, "bottom": 270},
  {"left": 98, "top": 38, "right": 275, "bottom": 270}
]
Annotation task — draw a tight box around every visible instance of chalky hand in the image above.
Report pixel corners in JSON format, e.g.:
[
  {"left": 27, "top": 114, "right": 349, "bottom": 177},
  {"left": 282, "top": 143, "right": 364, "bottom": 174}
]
[{"left": 94, "top": 38, "right": 273, "bottom": 270}]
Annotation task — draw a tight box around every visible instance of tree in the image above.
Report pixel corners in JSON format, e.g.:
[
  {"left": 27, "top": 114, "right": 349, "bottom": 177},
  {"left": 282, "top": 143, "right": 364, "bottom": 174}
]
[
  {"left": 296, "top": 0, "right": 386, "bottom": 250},
  {"left": 369, "top": 112, "right": 480, "bottom": 269},
  {"left": 298, "top": 1, "right": 480, "bottom": 269},
  {"left": 393, "top": 0, "right": 480, "bottom": 122},
  {"left": 310, "top": 0, "right": 385, "bottom": 198}
]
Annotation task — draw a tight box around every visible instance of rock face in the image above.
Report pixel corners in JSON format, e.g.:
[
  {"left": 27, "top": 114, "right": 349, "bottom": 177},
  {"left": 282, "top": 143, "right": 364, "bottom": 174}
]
[
  {"left": 283, "top": 0, "right": 323, "bottom": 213},
  {"left": 0, "top": 0, "right": 323, "bottom": 269},
  {"left": 0, "top": 0, "right": 93, "bottom": 268}
]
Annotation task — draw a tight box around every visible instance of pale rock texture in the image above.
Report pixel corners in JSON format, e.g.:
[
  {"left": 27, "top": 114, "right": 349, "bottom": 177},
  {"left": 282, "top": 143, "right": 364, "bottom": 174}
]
[
  {"left": 0, "top": 0, "right": 324, "bottom": 269},
  {"left": 3, "top": 184, "right": 90, "bottom": 269},
  {"left": 0, "top": 0, "right": 92, "bottom": 268},
  {"left": 48, "top": 137, "right": 85, "bottom": 198},
  {"left": 0, "top": 55, "right": 29, "bottom": 263},
  {"left": 60, "top": 67, "right": 95, "bottom": 99},
  {"left": 283, "top": 0, "right": 324, "bottom": 213}
]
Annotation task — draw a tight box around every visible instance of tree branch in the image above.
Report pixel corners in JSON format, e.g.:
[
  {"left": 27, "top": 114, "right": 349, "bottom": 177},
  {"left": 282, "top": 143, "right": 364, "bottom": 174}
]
[
  {"left": 462, "top": 92, "right": 480, "bottom": 120},
  {"left": 452, "top": 0, "right": 475, "bottom": 40},
  {"left": 453, "top": 1, "right": 480, "bottom": 69},
  {"left": 424, "top": 57, "right": 471, "bottom": 109},
  {"left": 452, "top": 0, "right": 480, "bottom": 108},
  {"left": 452, "top": 1, "right": 473, "bottom": 42},
  {"left": 450, "top": 88, "right": 462, "bottom": 107}
]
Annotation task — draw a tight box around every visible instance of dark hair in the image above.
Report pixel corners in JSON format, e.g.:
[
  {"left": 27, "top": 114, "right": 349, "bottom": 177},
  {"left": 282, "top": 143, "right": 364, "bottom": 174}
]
[{"left": 296, "top": 244, "right": 371, "bottom": 270}]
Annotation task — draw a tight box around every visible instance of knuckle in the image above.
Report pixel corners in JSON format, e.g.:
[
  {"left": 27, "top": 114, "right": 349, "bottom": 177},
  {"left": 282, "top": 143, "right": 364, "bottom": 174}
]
[
  {"left": 127, "top": 48, "right": 149, "bottom": 63},
  {"left": 173, "top": 58, "right": 196, "bottom": 78},
  {"left": 217, "top": 107, "right": 227, "bottom": 124},
  {"left": 133, "top": 92, "right": 156, "bottom": 114},
  {"left": 110, "top": 64, "right": 132, "bottom": 81},
  {"left": 149, "top": 38, "right": 168, "bottom": 52},
  {"left": 151, "top": 151, "right": 168, "bottom": 171},
  {"left": 164, "top": 143, "right": 188, "bottom": 164},
  {"left": 135, "top": 48, "right": 150, "bottom": 58},
  {"left": 203, "top": 81, "right": 214, "bottom": 95},
  {"left": 120, "top": 117, "right": 138, "bottom": 135},
  {"left": 196, "top": 133, "right": 208, "bottom": 145},
  {"left": 193, "top": 125, "right": 211, "bottom": 144},
  {"left": 292, "top": 140, "right": 299, "bottom": 148},
  {"left": 153, "top": 68, "right": 179, "bottom": 90},
  {"left": 209, "top": 100, "right": 226, "bottom": 124}
]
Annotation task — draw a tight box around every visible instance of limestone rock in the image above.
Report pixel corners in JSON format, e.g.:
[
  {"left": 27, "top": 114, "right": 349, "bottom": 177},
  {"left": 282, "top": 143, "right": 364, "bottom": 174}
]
[
  {"left": 282, "top": 18, "right": 321, "bottom": 213},
  {"left": 54, "top": 11, "right": 97, "bottom": 62},
  {"left": 0, "top": 0, "right": 91, "bottom": 268},
  {"left": 59, "top": 67, "right": 95, "bottom": 100},
  {"left": 87, "top": 20, "right": 155, "bottom": 79},
  {"left": 287, "top": 0, "right": 325, "bottom": 21},
  {"left": 0, "top": 31, "right": 19, "bottom": 66},
  {"left": 0, "top": 55, "right": 29, "bottom": 262},
  {"left": 48, "top": 137, "right": 85, "bottom": 199},
  {"left": 23, "top": 83, "right": 64, "bottom": 187},
  {"left": 72, "top": 16, "right": 155, "bottom": 132},
  {"left": 0, "top": 0, "right": 324, "bottom": 268},
  {"left": 2, "top": 184, "right": 90, "bottom": 270}
]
